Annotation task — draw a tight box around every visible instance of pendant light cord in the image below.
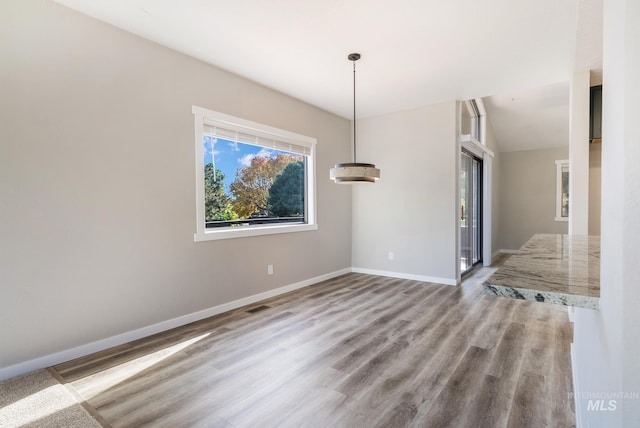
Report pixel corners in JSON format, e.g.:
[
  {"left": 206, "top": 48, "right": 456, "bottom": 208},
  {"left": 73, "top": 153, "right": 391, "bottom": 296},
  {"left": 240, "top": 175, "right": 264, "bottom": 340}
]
[{"left": 352, "top": 59, "right": 357, "bottom": 163}]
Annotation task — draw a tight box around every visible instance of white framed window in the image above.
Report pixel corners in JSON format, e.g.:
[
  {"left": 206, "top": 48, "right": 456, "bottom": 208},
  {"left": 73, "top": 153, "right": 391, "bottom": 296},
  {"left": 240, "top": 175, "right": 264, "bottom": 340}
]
[
  {"left": 461, "top": 99, "right": 487, "bottom": 145},
  {"left": 192, "top": 106, "right": 317, "bottom": 242},
  {"left": 555, "top": 159, "right": 569, "bottom": 221}
]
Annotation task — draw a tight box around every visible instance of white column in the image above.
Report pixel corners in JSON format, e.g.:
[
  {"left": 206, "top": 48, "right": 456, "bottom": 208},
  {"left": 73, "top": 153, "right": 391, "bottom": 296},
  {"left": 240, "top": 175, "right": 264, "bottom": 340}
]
[
  {"left": 568, "top": 70, "right": 590, "bottom": 235},
  {"left": 483, "top": 153, "right": 492, "bottom": 266},
  {"left": 571, "top": 0, "right": 640, "bottom": 425}
]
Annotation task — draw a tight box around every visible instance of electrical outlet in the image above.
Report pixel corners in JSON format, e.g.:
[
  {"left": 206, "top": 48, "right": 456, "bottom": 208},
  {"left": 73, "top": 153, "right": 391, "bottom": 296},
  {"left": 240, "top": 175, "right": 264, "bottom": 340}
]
[
  {"left": 267, "top": 264, "right": 274, "bottom": 275},
  {"left": 388, "top": 252, "right": 394, "bottom": 260}
]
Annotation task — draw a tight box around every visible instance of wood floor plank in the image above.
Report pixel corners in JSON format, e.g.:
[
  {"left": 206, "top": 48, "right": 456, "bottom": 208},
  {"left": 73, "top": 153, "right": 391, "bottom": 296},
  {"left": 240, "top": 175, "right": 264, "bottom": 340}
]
[
  {"left": 507, "top": 371, "right": 547, "bottom": 428},
  {"left": 53, "top": 257, "right": 575, "bottom": 428},
  {"left": 335, "top": 331, "right": 413, "bottom": 397},
  {"left": 320, "top": 284, "right": 483, "bottom": 423},
  {"left": 470, "top": 297, "right": 517, "bottom": 349},
  {"left": 410, "top": 346, "right": 491, "bottom": 428},
  {"left": 401, "top": 296, "right": 503, "bottom": 426},
  {"left": 551, "top": 321, "right": 576, "bottom": 427},
  {"left": 463, "top": 374, "right": 500, "bottom": 428},
  {"left": 486, "top": 322, "right": 527, "bottom": 378}
]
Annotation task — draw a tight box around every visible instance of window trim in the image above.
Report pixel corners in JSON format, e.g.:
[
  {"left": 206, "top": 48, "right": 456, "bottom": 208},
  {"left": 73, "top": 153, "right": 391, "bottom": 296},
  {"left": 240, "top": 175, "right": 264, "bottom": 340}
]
[
  {"left": 555, "top": 159, "right": 569, "bottom": 222},
  {"left": 192, "top": 106, "right": 317, "bottom": 242},
  {"left": 463, "top": 99, "right": 487, "bottom": 146}
]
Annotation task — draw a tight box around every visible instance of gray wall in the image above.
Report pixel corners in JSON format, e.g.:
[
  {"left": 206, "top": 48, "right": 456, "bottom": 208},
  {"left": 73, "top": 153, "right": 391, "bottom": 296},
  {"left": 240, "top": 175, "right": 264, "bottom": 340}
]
[
  {"left": 0, "top": 1, "right": 351, "bottom": 370},
  {"left": 352, "top": 102, "right": 458, "bottom": 283},
  {"left": 498, "top": 147, "right": 569, "bottom": 250}
]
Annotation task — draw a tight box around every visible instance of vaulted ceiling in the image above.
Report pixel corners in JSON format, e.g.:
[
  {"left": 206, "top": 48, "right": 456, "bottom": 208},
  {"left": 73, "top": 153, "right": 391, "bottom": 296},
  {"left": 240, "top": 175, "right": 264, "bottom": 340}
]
[
  {"left": 54, "top": 0, "right": 602, "bottom": 151},
  {"left": 484, "top": 82, "right": 570, "bottom": 152}
]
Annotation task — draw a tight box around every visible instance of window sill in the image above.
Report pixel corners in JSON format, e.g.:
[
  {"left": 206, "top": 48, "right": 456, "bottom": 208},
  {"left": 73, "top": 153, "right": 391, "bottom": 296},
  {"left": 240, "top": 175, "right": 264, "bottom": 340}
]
[
  {"left": 194, "top": 223, "right": 318, "bottom": 242},
  {"left": 555, "top": 217, "right": 569, "bottom": 222}
]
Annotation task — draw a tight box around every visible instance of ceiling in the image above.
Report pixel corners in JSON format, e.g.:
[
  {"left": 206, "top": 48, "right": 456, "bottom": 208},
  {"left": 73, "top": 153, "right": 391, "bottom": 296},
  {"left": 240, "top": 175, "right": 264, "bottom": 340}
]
[
  {"left": 483, "top": 0, "right": 602, "bottom": 152},
  {"left": 53, "top": 0, "right": 601, "bottom": 152},
  {"left": 483, "top": 82, "right": 570, "bottom": 152}
]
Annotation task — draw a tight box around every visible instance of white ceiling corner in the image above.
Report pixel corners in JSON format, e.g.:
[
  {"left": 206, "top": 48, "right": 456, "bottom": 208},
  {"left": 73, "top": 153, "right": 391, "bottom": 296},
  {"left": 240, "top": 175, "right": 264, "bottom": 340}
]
[
  {"left": 483, "top": 0, "right": 602, "bottom": 152},
  {"left": 484, "top": 82, "right": 571, "bottom": 153}
]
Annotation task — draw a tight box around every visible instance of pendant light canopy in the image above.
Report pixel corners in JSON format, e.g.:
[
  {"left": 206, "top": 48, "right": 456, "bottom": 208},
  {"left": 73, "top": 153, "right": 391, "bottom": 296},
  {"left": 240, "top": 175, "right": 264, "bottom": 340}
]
[{"left": 330, "top": 53, "right": 380, "bottom": 184}]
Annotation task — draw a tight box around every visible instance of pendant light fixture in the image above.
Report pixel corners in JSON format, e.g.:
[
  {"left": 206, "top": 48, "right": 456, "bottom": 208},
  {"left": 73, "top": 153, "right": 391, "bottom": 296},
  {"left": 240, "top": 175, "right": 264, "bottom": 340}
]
[{"left": 330, "top": 53, "right": 380, "bottom": 184}]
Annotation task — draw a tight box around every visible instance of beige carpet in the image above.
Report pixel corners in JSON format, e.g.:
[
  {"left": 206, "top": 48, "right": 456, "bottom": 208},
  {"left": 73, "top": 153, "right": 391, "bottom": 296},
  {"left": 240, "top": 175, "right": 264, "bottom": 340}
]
[{"left": 0, "top": 369, "right": 102, "bottom": 428}]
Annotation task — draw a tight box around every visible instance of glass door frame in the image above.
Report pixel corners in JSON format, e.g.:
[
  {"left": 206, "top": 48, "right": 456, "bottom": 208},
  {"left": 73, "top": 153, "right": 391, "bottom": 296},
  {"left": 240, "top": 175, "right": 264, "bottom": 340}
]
[{"left": 460, "top": 148, "right": 483, "bottom": 276}]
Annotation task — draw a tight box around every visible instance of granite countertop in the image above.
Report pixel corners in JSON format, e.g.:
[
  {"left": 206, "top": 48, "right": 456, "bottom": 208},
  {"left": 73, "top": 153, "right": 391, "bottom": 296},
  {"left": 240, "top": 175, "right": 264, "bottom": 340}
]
[{"left": 484, "top": 234, "right": 600, "bottom": 310}]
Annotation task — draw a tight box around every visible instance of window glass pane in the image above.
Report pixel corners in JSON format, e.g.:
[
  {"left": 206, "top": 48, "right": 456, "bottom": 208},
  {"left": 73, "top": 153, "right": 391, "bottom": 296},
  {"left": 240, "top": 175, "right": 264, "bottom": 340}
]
[
  {"left": 561, "top": 165, "right": 569, "bottom": 217},
  {"left": 203, "top": 136, "right": 306, "bottom": 228}
]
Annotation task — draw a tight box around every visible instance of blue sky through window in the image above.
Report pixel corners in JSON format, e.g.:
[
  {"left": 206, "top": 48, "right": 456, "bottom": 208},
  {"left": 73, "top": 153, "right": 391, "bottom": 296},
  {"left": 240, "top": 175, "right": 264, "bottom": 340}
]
[{"left": 203, "top": 136, "right": 298, "bottom": 194}]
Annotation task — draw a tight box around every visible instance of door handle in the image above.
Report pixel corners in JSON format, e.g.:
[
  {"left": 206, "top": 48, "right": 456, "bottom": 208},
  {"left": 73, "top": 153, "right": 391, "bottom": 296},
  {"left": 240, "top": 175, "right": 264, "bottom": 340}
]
[{"left": 461, "top": 205, "right": 464, "bottom": 221}]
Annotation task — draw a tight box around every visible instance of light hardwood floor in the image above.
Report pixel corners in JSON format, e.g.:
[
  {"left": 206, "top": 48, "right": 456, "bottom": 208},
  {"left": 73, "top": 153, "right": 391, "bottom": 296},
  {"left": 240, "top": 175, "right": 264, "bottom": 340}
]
[{"left": 52, "top": 257, "right": 575, "bottom": 427}]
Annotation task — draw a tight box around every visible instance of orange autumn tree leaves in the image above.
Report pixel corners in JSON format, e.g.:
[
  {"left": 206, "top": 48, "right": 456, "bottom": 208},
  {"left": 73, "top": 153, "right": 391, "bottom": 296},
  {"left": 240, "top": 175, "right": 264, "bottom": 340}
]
[{"left": 229, "top": 153, "right": 300, "bottom": 218}]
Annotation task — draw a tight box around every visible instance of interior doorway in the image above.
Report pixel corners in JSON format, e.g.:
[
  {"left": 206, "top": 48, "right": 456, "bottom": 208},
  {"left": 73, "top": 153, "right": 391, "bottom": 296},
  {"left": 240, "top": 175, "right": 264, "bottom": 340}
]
[{"left": 460, "top": 149, "right": 482, "bottom": 274}]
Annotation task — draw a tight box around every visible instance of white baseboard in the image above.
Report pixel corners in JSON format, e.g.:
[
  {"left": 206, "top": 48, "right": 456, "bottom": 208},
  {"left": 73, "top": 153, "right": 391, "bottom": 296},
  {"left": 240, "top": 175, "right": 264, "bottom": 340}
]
[
  {"left": 351, "top": 267, "right": 457, "bottom": 286},
  {"left": 499, "top": 248, "right": 520, "bottom": 254},
  {"left": 0, "top": 268, "right": 351, "bottom": 381}
]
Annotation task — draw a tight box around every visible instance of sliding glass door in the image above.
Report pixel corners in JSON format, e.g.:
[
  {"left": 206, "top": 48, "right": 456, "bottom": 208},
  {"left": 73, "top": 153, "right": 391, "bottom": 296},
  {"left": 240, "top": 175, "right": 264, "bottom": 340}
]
[{"left": 460, "top": 150, "right": 482, "bottom": 274}]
